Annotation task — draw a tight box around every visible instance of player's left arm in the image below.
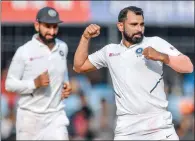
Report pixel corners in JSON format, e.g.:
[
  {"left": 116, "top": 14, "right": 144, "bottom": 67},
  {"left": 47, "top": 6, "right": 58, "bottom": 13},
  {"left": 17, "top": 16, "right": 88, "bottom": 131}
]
[{"left": 143, "top": 37, "right": 193, "bottom": 73}]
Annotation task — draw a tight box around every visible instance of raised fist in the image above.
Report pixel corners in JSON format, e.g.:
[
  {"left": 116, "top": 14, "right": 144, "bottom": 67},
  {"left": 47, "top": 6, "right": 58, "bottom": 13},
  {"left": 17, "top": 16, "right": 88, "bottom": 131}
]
[
  {"left": 83, "top": 24, "right": 101, "bottom": 40},
  {"left": 143, "top": 47, "right": 169, "bottom": 64},
  {"left": 143, "top": 47, "right": 162, "bottom": 61}
]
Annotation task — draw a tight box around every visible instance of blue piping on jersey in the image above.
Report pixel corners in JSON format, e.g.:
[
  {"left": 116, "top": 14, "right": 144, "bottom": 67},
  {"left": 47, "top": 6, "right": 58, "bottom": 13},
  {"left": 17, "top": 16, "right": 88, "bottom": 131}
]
[
  {"left": 150, "top": 73, "right": 164, "bottom": 93},
  {"left": 115, "top": 92, "right": 121, "bottom": 98},
  {"left": 115, "top": 93, "right": 121, "bottom": 98}
]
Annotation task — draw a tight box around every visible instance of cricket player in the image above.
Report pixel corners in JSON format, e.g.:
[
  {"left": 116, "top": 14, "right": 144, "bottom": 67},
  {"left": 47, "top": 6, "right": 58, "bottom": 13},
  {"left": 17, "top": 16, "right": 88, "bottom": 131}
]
[
  {"left": 5, "top": 7, "right": 71, "bottom": 140},
  {"left": 73, "top": 6, "right": 193, "bottom": 140}
]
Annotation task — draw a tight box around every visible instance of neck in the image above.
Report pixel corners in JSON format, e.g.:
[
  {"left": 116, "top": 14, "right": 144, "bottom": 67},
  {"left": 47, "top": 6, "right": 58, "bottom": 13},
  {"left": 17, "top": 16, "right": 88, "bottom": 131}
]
[
  {"left": 47, "top": 43, "right": 55, "bottom": 50},
  {"left": 37, "top": 36, "right": 55, "bottom": 50},
  {"left": 122, "top": 38, "right": 134, "bottom": 48}
]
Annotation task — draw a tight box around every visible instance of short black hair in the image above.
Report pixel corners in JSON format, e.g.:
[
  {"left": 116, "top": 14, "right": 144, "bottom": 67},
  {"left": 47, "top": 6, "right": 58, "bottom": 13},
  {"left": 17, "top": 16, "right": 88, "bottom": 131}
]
[{"left": 118, "top": 6, "right": 144, "bottom": 22}]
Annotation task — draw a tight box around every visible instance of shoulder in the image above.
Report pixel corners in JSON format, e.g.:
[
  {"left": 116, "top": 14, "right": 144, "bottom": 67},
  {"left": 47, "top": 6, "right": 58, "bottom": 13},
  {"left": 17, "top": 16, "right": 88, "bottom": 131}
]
[
  {"left": 146, "top": 36, "right": 167, "bottom": 43},
  {"left": 56, "top": 39, "right": 68, "bottom": 51},
  {"left": 143, "top": 36, "right": 170, "bottom": 47},
  {"left": 16, "top": 40, "right": 33, "bottom": 54},
  {"left": 12, "top": 40, "right": 33, "bottom": 60},
  {"left": 56, "top": 39, "right": 68, "bottom": 57},
  {"left": 56, "top": 39, "right": 68, "bottom": 48},
  {"left": 103, "top": 43, "right": 119, "bottom": 51},
  {"left": 107, "top": 43, "right": 119, "bottom": 47}
]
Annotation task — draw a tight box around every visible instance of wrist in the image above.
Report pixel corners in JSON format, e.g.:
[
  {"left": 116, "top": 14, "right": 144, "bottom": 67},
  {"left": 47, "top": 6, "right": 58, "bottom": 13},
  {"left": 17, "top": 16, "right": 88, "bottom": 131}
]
[
  {"left": 160, "top": 53, "right": 170, "bottom": 64},
  {"left": 82, "top": 34, "right": 91, "bottom": 41},
  {"left": 34, "top": 78, "right": 40, "bottom": 88}
]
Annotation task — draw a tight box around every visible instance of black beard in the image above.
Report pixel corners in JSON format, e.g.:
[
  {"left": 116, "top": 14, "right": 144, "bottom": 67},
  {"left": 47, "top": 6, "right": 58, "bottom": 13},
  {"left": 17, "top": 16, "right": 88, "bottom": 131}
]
[
  {"left": 38, "top": 32, "right": 56, "bottom": 45},
  {"left": 123, "top": 31, "right": 144, "bottom": 44}
]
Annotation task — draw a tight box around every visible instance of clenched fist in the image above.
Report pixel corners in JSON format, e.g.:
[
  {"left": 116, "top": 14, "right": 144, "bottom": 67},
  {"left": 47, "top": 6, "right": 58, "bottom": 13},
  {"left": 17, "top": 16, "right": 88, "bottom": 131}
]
[
  {"left": 34, "top": 70, "right": 50, "bottom": 88},
  {"left": 61, "top": 82, "right": 72, "bottom": 100},
  {"left": 83, "top": 24, "right": 101, "bottom": 40},
  {"left": 143, "top": 47, "right": 169, "bottom": 64}
]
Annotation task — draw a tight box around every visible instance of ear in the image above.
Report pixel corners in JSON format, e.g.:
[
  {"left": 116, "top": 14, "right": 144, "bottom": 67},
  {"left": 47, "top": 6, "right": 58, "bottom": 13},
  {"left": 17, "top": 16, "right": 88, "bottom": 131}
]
[
  {"left": 117, "top": 22, "right": 124, "bottom": 32},
  {"left": 34, "top": 21, "right": 39, "bottom": 32}
]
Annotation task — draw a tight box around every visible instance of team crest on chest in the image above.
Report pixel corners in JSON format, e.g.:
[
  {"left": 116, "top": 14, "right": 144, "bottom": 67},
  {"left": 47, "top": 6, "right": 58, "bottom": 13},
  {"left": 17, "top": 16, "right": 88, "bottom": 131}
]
[{"left": 135, "top": 48, "right": 143, "bottom": 57}]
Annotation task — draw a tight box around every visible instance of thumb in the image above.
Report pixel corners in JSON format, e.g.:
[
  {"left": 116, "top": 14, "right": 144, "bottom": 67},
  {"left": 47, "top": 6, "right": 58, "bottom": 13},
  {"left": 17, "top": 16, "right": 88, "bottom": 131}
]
[
  {"left": 43, "top": 70, "right": 48, "bottom": 74},
  {"left": 143, "top": 48, "right": 148, "bottom": 55},
  {"left": 96, "top": 30, "right": 100, "bottom": 35},
  {"left": 63, "top": 83, "right": 67, "bottom": 88}
]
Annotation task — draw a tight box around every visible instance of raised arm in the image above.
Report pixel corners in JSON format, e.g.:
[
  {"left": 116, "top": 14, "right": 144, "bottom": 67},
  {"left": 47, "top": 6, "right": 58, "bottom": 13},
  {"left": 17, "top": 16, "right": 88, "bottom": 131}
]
[
  {"left": 73, "top": 24, "right": 101, "bottom": 73},
  {"left": 143, "top": 47, "right": 193, "bottom": 74},
  {"left": 165, "top": 55, "right": 193, "bottom": 73},
  {"left": 142, "top": 37, "right": 193, "bottom": 73}
]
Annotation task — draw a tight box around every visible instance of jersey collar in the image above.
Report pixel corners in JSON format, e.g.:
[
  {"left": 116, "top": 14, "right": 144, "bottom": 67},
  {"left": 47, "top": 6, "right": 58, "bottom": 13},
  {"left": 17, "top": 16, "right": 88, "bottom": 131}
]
[
  {"left": 120, "top": 36, "right": 146, "bottom": 48},
  {"left": 32, "top": 34, "right": 59, "bottom": 52}
]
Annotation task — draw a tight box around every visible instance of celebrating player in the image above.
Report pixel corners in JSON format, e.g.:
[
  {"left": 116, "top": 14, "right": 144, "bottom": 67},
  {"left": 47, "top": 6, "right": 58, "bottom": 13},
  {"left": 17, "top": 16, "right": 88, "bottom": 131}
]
[{"left": 73, "top": 6, "right": 193, "bottom": 140}]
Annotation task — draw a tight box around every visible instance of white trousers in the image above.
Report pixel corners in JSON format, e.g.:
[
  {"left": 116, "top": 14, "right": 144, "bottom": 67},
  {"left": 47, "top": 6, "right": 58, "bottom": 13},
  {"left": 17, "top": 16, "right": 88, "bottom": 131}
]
[
  {"left": 114, "top": 128, "right": 179, "bottom": 140},
  {"left": 114, "top": 111, "right": 179, "bottom": 140},
  {"left": 16, "top": 108, "right": 69, "bottom": 140}
]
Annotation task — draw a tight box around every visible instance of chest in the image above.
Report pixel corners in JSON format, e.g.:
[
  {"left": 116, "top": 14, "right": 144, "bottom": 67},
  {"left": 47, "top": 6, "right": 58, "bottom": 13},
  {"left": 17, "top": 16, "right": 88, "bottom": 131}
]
[
  {"left": 24, "top": 49, "right": 66, "bottom": 77},
  {"left": 108, "top": 47, "right": 146, "bottom": 68},
  {"left": 107, "top": 46, "right": 162, "bottom": 76}
]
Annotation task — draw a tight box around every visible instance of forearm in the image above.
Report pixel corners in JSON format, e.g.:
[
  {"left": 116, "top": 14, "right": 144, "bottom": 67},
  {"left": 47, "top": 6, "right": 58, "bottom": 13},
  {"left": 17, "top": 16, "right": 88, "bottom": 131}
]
[
  {"left": 5, "top": 75, "right": 36, "bottom": 94},
  {"left": 74, "top": 35, "right": 90, "bottom": 70},
  {"left": 162, "top": 54, "right": 194, "bottom": 73},
  {"left": 5, "top": 46, "right": 37, "bottom": 94}
]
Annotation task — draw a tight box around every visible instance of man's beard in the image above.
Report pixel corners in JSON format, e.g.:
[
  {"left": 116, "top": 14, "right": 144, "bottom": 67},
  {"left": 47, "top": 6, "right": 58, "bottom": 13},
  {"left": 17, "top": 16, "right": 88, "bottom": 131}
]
[
  {"left": 123, "top": 30, "right": 144, "bottom": 44},
  {"left": 38, "top": 32, "right": 57, "bottom": 45}
]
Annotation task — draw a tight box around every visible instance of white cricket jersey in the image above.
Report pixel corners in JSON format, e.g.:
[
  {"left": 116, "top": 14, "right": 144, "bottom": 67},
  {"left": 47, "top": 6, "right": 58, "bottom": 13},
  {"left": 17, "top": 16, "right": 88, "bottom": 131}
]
[
  {"left": 5, "top": 34, "right": 69, "bottom": 114},
  {"left": 88, "top": 36, "right": 181, "bottom": 138}
]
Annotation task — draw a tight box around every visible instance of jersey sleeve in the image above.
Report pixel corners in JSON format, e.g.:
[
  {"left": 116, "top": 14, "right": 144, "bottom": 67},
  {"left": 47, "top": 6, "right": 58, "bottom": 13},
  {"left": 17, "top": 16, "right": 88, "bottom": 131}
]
[
  {"left": 88, "top": 45, "right": 108, "bottom": 69},
  {"left": 64, "top": 42, "right": 69, "bottom": 58},
  {"left": 152, "top": 36, "right": 182, "bottom": 56},
  {"left": 5, "top": 46, "right": 36, "bottom": 94}
]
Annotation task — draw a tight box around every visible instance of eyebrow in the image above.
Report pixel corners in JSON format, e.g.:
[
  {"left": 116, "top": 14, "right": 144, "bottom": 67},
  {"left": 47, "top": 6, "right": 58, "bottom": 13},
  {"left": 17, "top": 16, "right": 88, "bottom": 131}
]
[
  {"left": 141, "top": 22, "right": 145, "bottom": 25},
  {"left": 129, "top": 22, "right": 144, "bottom": 25}
]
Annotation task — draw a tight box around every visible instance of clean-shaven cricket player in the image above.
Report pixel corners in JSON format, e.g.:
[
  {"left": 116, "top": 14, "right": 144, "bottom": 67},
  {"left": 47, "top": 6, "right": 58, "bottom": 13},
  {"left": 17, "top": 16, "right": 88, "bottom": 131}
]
[
  {"left": 73, "top": 6, "right": 193, "bottom": 140},
  {"left": 5, "top": 7, "right": 72, "bottom": 140}
]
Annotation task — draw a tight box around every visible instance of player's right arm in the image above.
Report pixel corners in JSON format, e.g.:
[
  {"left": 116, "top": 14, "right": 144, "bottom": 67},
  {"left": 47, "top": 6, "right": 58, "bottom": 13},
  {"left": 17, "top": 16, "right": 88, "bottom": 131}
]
[
  {"left": 73, "top": 24, "right": 101, "bottom": 73},
  {"left": 5, "top": 47, "right": 50, "bottom": 94}
]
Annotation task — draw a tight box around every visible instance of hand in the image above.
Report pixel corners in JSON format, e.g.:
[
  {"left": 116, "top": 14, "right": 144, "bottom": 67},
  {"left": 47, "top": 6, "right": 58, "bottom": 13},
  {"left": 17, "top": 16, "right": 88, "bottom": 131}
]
[
  {"left": 83, "top": 24, "right": 101, "bottom": 40},
  {"left": 34, "top": 70, "right": 50, "bottom": 88},
  {"left": 143, "top": 47, "right": 169, "bottom": 64},
  {"left": 61, "top": 82, "right": 72, "bottom": 100}
]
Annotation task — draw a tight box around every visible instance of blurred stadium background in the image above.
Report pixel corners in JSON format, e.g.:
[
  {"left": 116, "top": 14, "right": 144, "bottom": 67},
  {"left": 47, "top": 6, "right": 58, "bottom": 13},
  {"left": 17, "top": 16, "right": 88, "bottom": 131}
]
[{"left": 1, "top": 1, "right": 194, "bottom": 140}]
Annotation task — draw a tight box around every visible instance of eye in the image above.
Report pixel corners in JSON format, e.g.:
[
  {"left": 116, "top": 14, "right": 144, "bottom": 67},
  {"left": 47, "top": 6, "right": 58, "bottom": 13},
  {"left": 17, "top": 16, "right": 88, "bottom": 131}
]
[
  {"left": 140, "top": 23, "right": 145, "bottom": 26},
  {"left": 131, "top": 23, "right": 137, "bottom": 26},
  {"left": 45, "top": 24, "right": 50, "bottom": 28},
  {"left": 53, "top": 25, "right": 58, "bottom": 29}
]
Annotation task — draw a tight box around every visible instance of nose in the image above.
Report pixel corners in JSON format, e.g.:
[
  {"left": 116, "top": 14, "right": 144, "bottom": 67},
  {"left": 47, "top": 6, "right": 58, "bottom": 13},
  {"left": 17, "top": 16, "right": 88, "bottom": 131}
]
[
  {"left": 136, "top": 25, "right": 142, "bottom": 32},
  {"left": 49, "top": 27, "right": 56, "bottom": 35}
]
